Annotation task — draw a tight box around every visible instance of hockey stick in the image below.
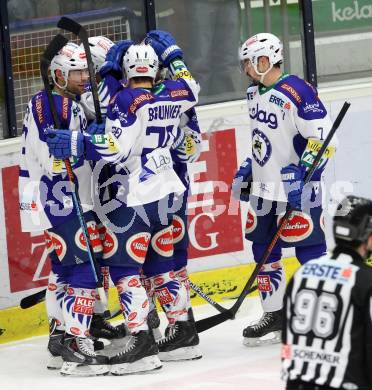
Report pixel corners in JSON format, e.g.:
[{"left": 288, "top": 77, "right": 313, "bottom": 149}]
[
  {"left": 189, "top": 281, "right": 258, "bottom": 314},
  {"left": 20, "top": 288, "right": 47, "bottom": 309},
  {"left": 57, "top": 16, "right": 113, "bottom": 200},
  {"left": 40, "top": 34, "right": 107, "bottom": 307},
  {"left": 195, "top": 101, "right": 351, "bottom": 333}
]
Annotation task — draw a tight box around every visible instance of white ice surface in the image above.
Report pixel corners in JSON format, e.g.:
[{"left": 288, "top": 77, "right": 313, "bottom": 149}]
[{"left": 0, "top": 296, "right": 285, "bottom": 390}]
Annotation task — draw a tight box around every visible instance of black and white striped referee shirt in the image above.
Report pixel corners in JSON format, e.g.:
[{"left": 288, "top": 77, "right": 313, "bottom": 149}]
[{"left": 282, "top": 246, "right": 372, "bottom": 390}]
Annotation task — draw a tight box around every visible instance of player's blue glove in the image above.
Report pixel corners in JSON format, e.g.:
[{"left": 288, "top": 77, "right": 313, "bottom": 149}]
[
  {"left": 100, "top": 39, "right": 134, "bottom": 79},
  {"left": 145, "top": 30, "right": 183, "bottom": 67},
  {"left": 232, "top": 157, "right": 252, "bottom": 202},
  {"left": 46, "top": 129, "right": 85, "bottom": 160},
  {"left": 86, "top": 121, "right": 105, "bottom": 135},
  {"left": 281, "top": 163, "right": 307, "bottom": 209}
]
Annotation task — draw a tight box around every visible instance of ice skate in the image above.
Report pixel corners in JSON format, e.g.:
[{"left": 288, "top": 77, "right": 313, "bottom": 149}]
[
  {"left": 243, "top": 309, "right": 282, "bottom": 347},
  {"left": 60, "top": 335, "right": 110, "bottom": 376},
  {"left": 47, "top": 329, "right": 64, "bottom": 370},
  {"left": 90, "top": 313, "right": 125, "bottom": 339},
  {"left": 157, "top": 320, "right": 202, "bottom": 361},
  {"left": 110, "top": 330, "right": 162, "bottom": 375},
  {"left": 148, "top": 308, "right": 162, "bottom": 341}
]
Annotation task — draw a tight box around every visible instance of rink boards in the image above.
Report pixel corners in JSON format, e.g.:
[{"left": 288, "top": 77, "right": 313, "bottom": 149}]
[{"left": 0, "top": 82, "right": 371, "bottom": 343}]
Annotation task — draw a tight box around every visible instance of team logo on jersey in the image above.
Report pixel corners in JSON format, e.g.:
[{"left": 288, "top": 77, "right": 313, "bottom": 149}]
[
  {"left": 278, "top": 211, "right": 313, "bottom": 243},
  {"left": 44, "top": 231, "right": 67, "bottom": 261},
  {"left": 74, "top": 221, "right": 103, "bottom": 254},
  {"left": 172, "top": 215, "right": 185, "bottom": 244},
  {"left": 252, "top": 129, "right": 272, "bottom": 167},
  {"left": 151, "top": 227, "right": 174, "bottom": 257},
  {"left": 245, "top": 207, "right": 257, "bottom": 234},
  {"left": 101, "top": 227, "right": 119, "bottom": 259},
  {"left": 249, "top": 103, "right": 278, "bottom": 129},
  {"left": 126, "top": 232, "right": 151, "bottom": 263}
]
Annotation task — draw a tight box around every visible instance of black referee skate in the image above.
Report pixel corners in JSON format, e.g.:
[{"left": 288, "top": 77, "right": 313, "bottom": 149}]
[
  {"left": 110, "top": 330, "right": 162, "bottom": 375},
  {"left": 60, "top": 335, "right": 110, "bottom": 376},
  {"left": 90, "top": 313, "right": 126, "bottom": 339},
  {"left": 243, "top": 309, "right": 283, "bottom": 347},
  {"left": 157, "top": 320, "right": 202, "bottom": 361}
]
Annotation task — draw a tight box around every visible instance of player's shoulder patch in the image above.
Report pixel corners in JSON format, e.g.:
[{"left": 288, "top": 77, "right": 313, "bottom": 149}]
[
  {"left": 276, "top": 75, "right": 306, "bottom": 105},
  {"left": 276, "top": 75, "right": 326, "bottom": 119}
]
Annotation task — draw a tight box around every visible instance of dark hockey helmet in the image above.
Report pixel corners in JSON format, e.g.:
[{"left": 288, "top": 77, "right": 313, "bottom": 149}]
[{"left": 333, "top": 195, "right": 372, "bottom": 245}]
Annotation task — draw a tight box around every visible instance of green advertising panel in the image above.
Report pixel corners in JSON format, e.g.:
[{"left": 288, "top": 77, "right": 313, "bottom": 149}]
[{"left": 245, "top": 0, "right": 372, "bottom": 38}]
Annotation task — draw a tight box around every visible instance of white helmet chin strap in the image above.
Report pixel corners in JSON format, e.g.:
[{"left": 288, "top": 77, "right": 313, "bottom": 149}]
[
  {"left": 53, "top": 70, "right": 68, "bottom": 90},
  {"left": 253, "top": 62, "right": 273, "bottom": 84}
]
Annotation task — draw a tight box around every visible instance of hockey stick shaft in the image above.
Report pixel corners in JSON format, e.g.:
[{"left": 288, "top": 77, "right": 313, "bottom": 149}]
[
  {"left": 40, "top": 34, "right": 107, "bottom": 306},
  {"left": 57, "top": 16, "right": 114, "bottom": 201},
  {"left": 189, "top": 281, "right": 257, "bottom": 314},
  {"left": 195, "top": 101, "right": 351, "bottom": 333},
  {"left": 57, "top": 17, "right": 102, "bottom": 123}
]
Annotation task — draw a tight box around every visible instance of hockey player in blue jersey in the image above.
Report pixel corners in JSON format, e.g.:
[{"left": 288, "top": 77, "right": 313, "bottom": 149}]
[
  {"left": 47, "top": 31, "right": 202, "bottom": 373},
  {"left": 18, "top": 42, "right": 110, "bottom": 376},
  {"left": 233, "top": 33, "right": 337, "bottom": 346},
  {"left": 78, "top": 36, "right": 133, "bottom": 341},
  {"left": 141, "top": 62, "right": 203, "bottom": 338}
]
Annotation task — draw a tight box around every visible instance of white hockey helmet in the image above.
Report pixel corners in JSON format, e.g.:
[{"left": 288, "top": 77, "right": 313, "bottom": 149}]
[
  {"left": 83, "top": 36, "right": 114, "bottom": 73},
  {"left": 239, "top": 33, "right": 283, "bottom": 76},
  {"left": 50, "top": 42, "right": 88, "bottom": 89},
  {"left": 122, "top": 44, "right": 159, "bottom": 80}
]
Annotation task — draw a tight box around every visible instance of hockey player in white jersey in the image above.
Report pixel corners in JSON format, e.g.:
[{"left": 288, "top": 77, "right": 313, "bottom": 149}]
[
  {"left": 78, "top": 35, "right": 133, "bottom": 341},
  {"left": 18, "top": 42, "right": 110, "bottom": 376},
  {"left": 283, "top": 195, "right": 372, "bottom": 390},
  {"left": 47, "top": 31, "right": 202, "bottom": 373},
  {"left": 233, "top": 33, "right": 337, "bottom": 346}
]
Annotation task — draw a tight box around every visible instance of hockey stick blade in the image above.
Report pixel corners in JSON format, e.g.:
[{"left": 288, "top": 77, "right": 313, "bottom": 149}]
[
  {"left": 196, "top": 310, "right": 233, "bottom": 333},
  {"left": 57, "top": 17, "right": 84, "bottom": 38},
  {"left": 20, "top": 289, "right": 46, "bottom": 309},
  {"left": 42, "top": 34, "right": 68, "bottom": 63}
]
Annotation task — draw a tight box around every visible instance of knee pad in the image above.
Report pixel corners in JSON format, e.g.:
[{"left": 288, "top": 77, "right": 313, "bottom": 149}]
[{"left": 296, "top": 243, "right": 327, "bottom": 265}]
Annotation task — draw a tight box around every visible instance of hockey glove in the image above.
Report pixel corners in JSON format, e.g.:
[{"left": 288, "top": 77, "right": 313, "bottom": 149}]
[
  {"left": 145, "top": 30, "right": 183, "bottom": 67},
  {"left": 46, "top": 129, "right": 85, "bottom": 160},
  {"left": 232, "top": 157, "right": 252, "bottom": 202},
  {"left": 171, "top": 127, "right": 201, "bottom": 163},
  {"left": 86, "top": 120, "right": 105, "bottom": 135},
  {"left": 100, "top": 39, "right": 134, "bottom": 79},
  {"left": 281, "top": 163, "right": 308, "bottom": 210}
]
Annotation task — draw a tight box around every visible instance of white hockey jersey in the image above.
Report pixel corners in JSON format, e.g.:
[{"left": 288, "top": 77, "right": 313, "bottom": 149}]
[
  {"left": 247, "top": 74, "right": 336, "bottom": 202},
  {"left": 84, "top": 61, "right": 200, "bottom": 207},
  {"left": 18, "top": 91, "right": 94, "bottom": 232}
]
